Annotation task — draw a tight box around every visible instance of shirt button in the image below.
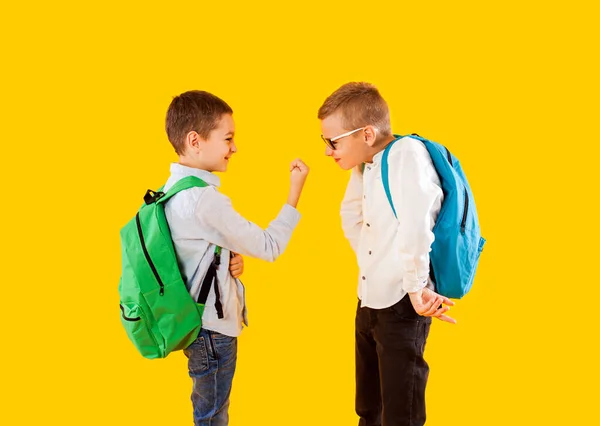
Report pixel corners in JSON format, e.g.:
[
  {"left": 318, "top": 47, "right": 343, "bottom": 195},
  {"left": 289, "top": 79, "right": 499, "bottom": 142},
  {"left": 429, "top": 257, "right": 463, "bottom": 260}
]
[
  {"left": 369, "top": 251, "right": 372, "bottom": 255},
  {"left": 366, "top": 223, "right": 370, "bottom": 227},
  {"left": 362, "top": 276, "right": 366, "bottom": 280}
]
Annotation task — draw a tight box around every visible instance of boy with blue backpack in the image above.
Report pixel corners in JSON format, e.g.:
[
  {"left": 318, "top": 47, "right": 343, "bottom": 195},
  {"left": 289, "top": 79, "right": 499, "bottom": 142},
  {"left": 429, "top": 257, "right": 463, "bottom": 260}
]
[{"left": 318, "top": 82, "right": 485, "bottom": 426}]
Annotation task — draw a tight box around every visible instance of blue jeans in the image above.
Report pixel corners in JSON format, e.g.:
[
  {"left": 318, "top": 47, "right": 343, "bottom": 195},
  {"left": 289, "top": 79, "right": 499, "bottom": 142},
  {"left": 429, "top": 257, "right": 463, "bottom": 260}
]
[{"left": 183, "top": 328, "right": 238, "bottom": 426}]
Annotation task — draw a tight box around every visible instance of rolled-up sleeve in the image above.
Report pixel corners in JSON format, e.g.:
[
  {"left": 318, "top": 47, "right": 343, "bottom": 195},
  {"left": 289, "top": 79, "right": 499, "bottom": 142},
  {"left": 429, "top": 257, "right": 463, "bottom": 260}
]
[{"left": 194, "top": 187, "right": 301, "bottom": 262}]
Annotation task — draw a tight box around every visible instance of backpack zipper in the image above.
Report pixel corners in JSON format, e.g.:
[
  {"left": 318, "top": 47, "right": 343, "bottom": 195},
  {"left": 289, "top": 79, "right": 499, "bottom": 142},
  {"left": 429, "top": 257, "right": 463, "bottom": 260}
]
[
  {"left": 461, "top": 188, "right": 468, "bottom": 232},
  {"left": 444, "top": 145, "right": 467, "bottom": 232},
  {"left": 135, "top": 212, "right": 165, "bottom": 296},
  {"left": 445, "top": 147, "right": 453, "bottom": 166},
  {"left": 120, "top": 304, "right": 141, "bottom": 322}
]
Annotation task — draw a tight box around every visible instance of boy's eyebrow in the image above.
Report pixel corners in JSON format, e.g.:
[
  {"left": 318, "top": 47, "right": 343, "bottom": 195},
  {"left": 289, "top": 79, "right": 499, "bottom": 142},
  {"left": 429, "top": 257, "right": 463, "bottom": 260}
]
[{"left": 225, "top": 131, "right": 235, "bottom": 136}]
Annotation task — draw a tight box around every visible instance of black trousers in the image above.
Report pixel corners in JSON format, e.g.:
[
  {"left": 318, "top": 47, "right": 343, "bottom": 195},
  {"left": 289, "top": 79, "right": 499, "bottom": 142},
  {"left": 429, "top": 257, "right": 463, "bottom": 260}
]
[{"left": 355, "top": 296, "right": 432, "bottom": 426}]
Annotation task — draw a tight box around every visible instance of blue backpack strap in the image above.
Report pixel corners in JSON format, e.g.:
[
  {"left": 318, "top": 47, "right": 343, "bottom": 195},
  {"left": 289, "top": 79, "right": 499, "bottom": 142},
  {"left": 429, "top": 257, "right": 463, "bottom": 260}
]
[
  {"left": 381, "top": 133, "right": 448, "bottom": 218},
  {"left": 382, "top": 133, "right": 485, "bottom": 299},
  {"left": 381, "top": 135, "right": 405, "bottom": 218}
]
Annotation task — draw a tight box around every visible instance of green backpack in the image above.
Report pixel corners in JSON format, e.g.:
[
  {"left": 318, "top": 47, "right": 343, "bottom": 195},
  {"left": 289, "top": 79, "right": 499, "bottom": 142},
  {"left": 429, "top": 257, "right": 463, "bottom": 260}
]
[{"left": 118, "top": 176, "right": 221, "bottom": 359}]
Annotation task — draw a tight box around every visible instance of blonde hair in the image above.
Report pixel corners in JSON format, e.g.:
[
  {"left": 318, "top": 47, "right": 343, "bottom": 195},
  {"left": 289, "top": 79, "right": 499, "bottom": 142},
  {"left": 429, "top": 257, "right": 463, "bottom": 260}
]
[{"left": 318, "top": 82, "right": 391, "bottom": 140}]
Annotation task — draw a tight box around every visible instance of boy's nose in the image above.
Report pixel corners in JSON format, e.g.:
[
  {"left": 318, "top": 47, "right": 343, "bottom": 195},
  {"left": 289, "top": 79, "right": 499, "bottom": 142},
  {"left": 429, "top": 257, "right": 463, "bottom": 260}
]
[
  {"left": 231, "top": 142, "right": 237, "bottom": 153},
  {"left": 325, "top": 146, "right": 334, "bottom": 156}
]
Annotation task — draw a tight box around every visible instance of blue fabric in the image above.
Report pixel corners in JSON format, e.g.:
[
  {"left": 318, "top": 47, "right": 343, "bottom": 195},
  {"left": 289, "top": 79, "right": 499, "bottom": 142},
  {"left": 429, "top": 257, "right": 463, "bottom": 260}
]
[
  {"left": 183, "top": 329, "right": 238, "bottom": 425},
  {"left": 381, "top": 134, "right": 486, "bottom": 298}
]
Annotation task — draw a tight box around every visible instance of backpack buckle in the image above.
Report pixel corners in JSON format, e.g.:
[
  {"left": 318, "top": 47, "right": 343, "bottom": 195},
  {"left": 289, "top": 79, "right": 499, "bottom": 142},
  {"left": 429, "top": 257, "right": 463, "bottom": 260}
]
[{"left": 144, "top": 190, "right": 165, "bottom": 205}]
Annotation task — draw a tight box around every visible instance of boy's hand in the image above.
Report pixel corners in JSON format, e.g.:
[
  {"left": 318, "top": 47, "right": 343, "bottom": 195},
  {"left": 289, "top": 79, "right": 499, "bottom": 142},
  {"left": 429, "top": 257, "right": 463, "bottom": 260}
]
[
  {"left": 408, "top": 287, "right": 457, "bottom": 324},
  {"left": 290, "top": 158, "right": 310, "bottom": 186},
  {"left": 287, "top": 159, "right": 310, "bottom": 208},
  {"left": 229, "top": 252, "right": 244, "bottom": 278}
]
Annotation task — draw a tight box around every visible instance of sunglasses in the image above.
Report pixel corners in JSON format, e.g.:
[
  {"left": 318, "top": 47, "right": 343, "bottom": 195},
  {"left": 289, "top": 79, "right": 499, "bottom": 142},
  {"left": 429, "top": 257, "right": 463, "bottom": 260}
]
[{"left": 321, "top": 127, "right": 365, "bottom": 150}]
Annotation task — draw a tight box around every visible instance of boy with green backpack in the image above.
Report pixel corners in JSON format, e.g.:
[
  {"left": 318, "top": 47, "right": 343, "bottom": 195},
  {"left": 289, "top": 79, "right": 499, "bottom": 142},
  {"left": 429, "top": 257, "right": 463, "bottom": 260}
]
[{"left": 119, "top": 90, "right": 309, "bottom": 425}]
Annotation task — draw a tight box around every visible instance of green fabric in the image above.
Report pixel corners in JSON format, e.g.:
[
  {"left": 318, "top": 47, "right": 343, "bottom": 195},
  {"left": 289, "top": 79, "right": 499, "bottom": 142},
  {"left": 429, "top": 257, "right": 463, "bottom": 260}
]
[{"left": 118, "top": 176, "right": 209, "bottom": 359}]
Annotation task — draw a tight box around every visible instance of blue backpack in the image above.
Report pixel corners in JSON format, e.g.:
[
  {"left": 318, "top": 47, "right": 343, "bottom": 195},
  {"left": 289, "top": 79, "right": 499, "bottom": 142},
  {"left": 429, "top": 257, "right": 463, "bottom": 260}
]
[{"left": 381, "top": 134, "right": 486, "bottom": 299}]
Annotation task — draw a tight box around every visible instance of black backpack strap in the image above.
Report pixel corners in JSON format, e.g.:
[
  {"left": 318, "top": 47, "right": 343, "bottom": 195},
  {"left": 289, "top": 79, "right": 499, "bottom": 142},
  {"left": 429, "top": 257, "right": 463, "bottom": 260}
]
[
  {"left": 197, "top": 246, "right": 224, "bottom": 319},
  {"left": 197, "top": 264, "right": 214, "bottom": 306},
  {"left": 213, "top": 275, "right": 224, "bottom": 319},
  {"left": 212, "top": 246, "right": 224, "bottom": 319}
]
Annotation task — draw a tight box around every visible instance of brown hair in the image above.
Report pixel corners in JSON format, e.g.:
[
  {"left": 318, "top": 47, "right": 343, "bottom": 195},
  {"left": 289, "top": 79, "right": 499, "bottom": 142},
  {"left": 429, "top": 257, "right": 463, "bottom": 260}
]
[
  {"left": 318, "top": 82, "right": 391, "bottom": 140},
  {"left": 165, "top": 90, "right": 233, "bottom": 154}
]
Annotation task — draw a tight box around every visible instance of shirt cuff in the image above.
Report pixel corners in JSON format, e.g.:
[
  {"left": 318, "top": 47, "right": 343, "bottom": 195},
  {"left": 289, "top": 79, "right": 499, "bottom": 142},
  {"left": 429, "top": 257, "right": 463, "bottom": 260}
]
[
  {"left": 403, "top": 274, "right": 429, "bottom": 293},
  {"left": 279, "top": 203, "right": 302, "bottom": 228}
]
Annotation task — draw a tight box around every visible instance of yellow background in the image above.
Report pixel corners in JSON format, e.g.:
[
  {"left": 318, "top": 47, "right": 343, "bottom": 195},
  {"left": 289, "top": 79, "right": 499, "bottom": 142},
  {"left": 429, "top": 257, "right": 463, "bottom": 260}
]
[{"left": 1, "top": 1, "right": 598, "bottom": 425}]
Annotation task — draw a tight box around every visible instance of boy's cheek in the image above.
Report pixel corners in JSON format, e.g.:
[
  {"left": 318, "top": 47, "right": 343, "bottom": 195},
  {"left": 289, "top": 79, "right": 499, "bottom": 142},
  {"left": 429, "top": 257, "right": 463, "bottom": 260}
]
[{"left": 344, "top": 157, "right": 363, "bottom": 170}]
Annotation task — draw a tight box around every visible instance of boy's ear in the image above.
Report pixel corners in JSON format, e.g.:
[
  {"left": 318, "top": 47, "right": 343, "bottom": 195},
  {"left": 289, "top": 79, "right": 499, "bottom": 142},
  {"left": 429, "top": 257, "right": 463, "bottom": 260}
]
[
  {"left": 184, "top": 131, "right": 202, "bottom": 154},
  {"left": 363, "top": 125, "right": 378, "bottom": 147}
]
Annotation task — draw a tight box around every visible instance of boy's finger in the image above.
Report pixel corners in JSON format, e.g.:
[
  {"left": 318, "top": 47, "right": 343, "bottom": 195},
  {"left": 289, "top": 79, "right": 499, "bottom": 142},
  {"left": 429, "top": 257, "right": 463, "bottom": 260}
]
[
  {"left": 433, "top": 306, "right": 450, "bottom": 317},
  {"left": 420, "top": 297, "right": 439, "bottom": 315},
  {"left": 437, "top": 314, "right": 457, "bottom": 324},
  {"left": 424, "top": 297, "right": 443, "bottom": 316},
  {"left": 441, "top": 296, "right": 455, "bottom": 306}
]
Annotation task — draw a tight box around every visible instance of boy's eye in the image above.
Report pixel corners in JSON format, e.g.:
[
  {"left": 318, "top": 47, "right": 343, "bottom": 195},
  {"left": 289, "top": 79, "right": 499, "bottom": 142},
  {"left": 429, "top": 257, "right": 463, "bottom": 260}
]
[{"left": 226, "top": 138, "right": 233, "bottom": 143}]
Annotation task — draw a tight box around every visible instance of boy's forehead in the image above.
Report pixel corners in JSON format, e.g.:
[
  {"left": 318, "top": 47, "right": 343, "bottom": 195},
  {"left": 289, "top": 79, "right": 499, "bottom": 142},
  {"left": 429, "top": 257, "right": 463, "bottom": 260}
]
[
  {"left": 217, "top": 113, "right": 235, "bottom": 133},
  {"left": 321, "top": 113, "right": 345, "bottom": 136}
]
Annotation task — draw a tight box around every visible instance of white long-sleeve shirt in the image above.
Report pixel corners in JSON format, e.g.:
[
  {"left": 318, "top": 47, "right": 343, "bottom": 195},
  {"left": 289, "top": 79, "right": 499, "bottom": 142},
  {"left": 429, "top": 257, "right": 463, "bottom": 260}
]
[
  {"left": 341, "top": 136, "right": 444, "bottom": 309},
  {"left": 164, "top": 163, "right": 301, "bottom": 337}
]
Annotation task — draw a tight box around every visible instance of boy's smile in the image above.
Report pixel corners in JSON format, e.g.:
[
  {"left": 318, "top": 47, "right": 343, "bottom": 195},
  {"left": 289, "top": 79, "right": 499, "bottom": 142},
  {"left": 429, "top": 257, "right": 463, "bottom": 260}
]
[
  {"left": 179, "top": 113, "right": 237, "bottom": 173},
  {"left": 211, "top": 114, "right": 237, "bottom": 172}
]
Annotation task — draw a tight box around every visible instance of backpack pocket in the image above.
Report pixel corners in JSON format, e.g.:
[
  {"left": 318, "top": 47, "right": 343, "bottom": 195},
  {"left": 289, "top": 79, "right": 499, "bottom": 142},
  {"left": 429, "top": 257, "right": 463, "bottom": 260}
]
[
  {"left": 467, "top": 237, "right": 486, "bottom": 285},
  {"left": 119, "top": 302, "right": 162, "bottom": 358}
]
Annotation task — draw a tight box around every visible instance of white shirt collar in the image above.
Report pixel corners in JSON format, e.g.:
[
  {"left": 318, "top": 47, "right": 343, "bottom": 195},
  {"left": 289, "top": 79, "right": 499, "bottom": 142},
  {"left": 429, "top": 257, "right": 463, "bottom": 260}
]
[{"left": 169, "top": 163, "right": 221, "bottom": 187}]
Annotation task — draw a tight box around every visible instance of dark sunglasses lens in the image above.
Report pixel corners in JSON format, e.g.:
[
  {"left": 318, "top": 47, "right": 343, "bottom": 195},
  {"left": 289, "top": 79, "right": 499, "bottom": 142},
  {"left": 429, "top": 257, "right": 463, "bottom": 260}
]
[{"left": 321, "top": 136, "right": 335, "bottom": 150}]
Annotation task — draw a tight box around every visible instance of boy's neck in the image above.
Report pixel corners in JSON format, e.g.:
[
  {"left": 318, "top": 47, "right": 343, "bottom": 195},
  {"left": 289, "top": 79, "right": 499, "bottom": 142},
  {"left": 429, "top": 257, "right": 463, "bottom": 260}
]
[
  {"left": 178, "top": 156, "right": 212, "bottom": 172},
  {"left": 364, "top": 134, "right": 398, "bottom": 163}
]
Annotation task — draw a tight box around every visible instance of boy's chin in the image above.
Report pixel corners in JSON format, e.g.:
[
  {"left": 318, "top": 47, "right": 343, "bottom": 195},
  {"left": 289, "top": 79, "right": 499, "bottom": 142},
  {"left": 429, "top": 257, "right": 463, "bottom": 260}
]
[
  {"left": 215, "top": 160, "right": 229, "bottom": 172},
  {"left": 338, "top": 161, "right": 358, "bottom": 171}
]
